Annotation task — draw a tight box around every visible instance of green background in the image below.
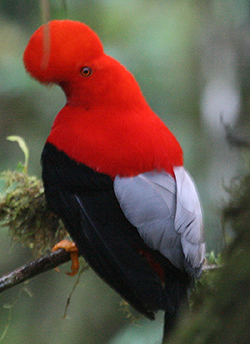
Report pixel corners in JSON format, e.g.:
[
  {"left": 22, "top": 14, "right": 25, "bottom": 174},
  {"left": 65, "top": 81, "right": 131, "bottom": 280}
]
[{"left": 1, "top": 1, "right": 250, "bottom": 343}]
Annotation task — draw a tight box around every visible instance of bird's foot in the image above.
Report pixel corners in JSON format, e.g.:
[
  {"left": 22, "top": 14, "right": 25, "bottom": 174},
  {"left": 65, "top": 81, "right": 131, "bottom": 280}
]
[{"left": 52, "top": 240, "right": 79, "bottom": 276}]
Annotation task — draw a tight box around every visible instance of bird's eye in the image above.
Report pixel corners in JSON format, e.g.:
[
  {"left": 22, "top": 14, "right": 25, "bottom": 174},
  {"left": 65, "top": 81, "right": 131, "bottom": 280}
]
[{"left": 80, "top": 66, "right": 92, "bottom": 77}]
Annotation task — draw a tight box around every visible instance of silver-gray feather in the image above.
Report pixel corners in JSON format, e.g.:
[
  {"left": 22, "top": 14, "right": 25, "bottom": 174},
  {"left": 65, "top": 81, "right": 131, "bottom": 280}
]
[{"left": 114, "top": 167, "right": 205, "bottom": 277}]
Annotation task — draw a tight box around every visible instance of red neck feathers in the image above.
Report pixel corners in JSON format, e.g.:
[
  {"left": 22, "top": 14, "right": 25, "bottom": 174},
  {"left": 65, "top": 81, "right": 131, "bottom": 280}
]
[
  {"left": 47, "top": 103, "right": 183, "bottom": 177},
  {"left": 47, "top": 74, "right": 183, "bottom": 177}
]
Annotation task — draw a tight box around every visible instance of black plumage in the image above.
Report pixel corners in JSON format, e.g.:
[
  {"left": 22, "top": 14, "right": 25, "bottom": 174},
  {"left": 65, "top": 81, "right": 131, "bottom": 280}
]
[{"left": 42, "top": 142, "right": 190, "bottom": 333}]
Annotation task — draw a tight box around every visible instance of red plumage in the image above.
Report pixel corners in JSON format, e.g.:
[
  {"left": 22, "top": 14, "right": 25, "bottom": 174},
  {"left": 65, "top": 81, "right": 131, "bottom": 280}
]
[{"left": 24, "top": 20, "right": 183, "bottom": 177}]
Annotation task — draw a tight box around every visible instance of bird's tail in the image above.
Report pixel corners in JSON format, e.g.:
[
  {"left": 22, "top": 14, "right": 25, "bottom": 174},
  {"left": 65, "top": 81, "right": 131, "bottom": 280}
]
[{"left": 162, "top": 268, "right": 190, "bottom": 342}]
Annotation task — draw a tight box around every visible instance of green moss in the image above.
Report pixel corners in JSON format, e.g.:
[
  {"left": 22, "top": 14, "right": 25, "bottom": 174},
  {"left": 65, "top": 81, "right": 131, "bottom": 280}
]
[{"left": 0, "top": 170, "right": 67, "bottom": 256}]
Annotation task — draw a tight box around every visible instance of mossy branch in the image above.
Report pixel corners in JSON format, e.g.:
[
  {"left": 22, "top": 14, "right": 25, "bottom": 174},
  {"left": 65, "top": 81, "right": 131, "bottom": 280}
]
[
  {"left": 0, "top": 137, "right": 82, "bottom": 294},
  {"left": 0, "top": 170, "right": 68, "bottom": 254}
]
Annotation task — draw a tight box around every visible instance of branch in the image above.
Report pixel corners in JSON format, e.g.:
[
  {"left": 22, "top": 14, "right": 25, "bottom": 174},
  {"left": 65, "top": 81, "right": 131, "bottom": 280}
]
[
  {"left": 0, "top": 249, "right": 70, "bottom": 293},
  {"left": 0, "top": 247, "right": 219, "bottom": 295}
]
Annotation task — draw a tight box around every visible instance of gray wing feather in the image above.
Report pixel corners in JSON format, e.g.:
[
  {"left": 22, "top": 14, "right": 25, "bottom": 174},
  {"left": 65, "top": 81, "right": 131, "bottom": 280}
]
[
  {"left": 174, "top": 167, "right": 205, "bottom": 275},
  {"left": 114, "top": 167, "right": 205, "bottom": 277}
]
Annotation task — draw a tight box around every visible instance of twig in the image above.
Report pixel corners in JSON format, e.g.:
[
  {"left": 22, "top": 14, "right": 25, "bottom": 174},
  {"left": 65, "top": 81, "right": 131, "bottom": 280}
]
[
  {"left": 202, "top": 264, "right": 221, "bottom": 271},
  {"left": 63, "top": 265, "right": 88, "bottom": 318},
  {"left": 0, "top": 249, "right": 70, "bottom": 293}
]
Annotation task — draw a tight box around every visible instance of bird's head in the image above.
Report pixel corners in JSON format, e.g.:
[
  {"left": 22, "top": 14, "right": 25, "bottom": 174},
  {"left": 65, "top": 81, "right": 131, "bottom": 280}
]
[
  {"left": 23, "top": 20, "right": 103, "bottom": 84},
  {"left": 23, "top": 20, "right": 145, "bottom": 108}
]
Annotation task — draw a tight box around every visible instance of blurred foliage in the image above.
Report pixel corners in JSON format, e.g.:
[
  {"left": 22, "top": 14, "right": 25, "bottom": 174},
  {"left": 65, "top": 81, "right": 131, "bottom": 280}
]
[
  {"left": 190, "top": 251, "right": 222, "bottom": 313},
  {"left": 166, "top": 160, "right": 250, "bottom": 344},
  {"left": 1, "top": 0, "right": 250, "bottom": 343}
]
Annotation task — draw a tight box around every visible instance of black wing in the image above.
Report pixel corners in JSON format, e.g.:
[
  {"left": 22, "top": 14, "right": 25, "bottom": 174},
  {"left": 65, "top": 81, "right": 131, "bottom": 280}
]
[{"left": 42, "top": 143, "right": 172, "bottom": 319}]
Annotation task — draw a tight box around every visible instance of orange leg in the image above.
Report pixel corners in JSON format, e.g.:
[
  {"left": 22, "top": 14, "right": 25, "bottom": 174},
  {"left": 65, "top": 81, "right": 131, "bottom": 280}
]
[{"left": 52, "top": 240, "right": 79, "bottom": 276}]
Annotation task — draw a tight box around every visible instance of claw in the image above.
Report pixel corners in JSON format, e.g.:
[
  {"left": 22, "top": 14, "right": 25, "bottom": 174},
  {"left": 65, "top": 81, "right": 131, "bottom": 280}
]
[{"left": 52, "top": 239, "right": 79, "bottom": 276}]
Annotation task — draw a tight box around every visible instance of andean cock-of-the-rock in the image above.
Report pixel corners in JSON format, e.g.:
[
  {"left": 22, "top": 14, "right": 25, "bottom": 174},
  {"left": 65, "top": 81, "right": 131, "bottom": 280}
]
[{"left": 23, "top": 19, "right": 205, "bottom": 339}]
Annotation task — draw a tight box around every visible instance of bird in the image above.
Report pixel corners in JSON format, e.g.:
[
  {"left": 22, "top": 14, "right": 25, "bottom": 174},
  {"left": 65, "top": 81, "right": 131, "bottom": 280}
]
[{"left": 23, "top": 19, "right": 205, "bottom": 340}]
